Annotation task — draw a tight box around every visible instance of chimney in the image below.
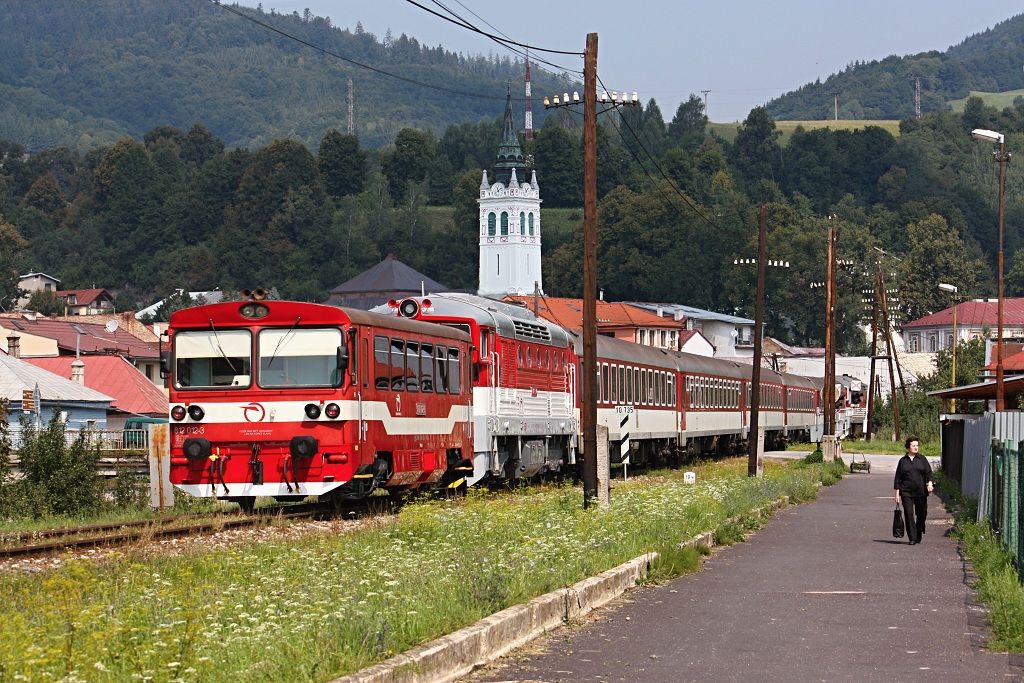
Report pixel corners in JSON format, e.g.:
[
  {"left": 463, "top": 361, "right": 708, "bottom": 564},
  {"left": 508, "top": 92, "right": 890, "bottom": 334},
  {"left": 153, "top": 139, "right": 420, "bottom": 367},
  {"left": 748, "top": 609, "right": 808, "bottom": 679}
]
[
  {"left": 6, "top": 332, "right": 20, "bottom": 358},
  {"left": 71, "top": 358, "right": 85, "bottom": 385}
]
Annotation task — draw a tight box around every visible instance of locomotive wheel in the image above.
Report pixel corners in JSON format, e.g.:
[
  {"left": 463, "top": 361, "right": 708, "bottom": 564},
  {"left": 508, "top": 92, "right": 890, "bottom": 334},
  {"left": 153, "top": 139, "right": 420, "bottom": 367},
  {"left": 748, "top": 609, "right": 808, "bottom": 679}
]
[{"left": 233, "top": 496, "right": 257, "bottom": 513}]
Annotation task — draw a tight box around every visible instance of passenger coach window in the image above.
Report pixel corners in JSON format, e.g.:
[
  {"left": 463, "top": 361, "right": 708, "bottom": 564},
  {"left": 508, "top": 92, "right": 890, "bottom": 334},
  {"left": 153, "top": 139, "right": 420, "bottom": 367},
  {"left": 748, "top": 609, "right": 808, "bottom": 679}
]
[
  {"left": 419, "top": 343, "right": 434, "bottom": 392},
  {"left": 448, "top": 348, "right": 462, "bottom": 394},
  {"left": 374, "top": 336, "right": 389, "bottom": 388},
  {"left": 259, "top": 328, "right": 343, "bottom": 388},
  {"left": 390, "top": 338, "right": 406, "bottom": 390},
  {"left": 405, "top": 342, "right": 420, "bottom": 391},
  {"left": 435, "top": 345, "right": 449, "bottom": 392},
  {"left": 174, "top": 330, "right": 251, "bottom": 389}
]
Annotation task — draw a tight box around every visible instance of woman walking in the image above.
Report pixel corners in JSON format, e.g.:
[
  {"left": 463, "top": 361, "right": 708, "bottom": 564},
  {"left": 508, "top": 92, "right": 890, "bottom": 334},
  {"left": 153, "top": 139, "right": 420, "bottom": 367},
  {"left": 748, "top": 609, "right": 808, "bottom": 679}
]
[{"left": 894, "top": 436, "right": 934, "bottom": 545}]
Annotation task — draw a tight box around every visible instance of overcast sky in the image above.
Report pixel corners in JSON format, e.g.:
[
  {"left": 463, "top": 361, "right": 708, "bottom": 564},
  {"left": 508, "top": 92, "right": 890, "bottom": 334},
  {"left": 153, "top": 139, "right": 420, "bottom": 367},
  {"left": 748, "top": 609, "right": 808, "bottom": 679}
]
[{"left": 256, "top": 1, "right": 1022, "bottom": 123}]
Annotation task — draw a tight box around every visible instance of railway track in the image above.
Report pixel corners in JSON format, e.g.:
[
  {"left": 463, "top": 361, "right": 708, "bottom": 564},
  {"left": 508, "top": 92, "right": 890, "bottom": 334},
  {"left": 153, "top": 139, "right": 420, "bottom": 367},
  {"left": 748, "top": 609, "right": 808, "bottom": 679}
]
[{"left": 0, "top": 498, "right": 397, "bottom": 561}]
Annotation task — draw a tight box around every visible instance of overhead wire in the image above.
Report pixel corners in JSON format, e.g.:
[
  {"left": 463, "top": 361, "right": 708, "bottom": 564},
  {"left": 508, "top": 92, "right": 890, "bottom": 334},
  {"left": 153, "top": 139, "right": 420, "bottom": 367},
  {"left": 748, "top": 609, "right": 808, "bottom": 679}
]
[
  {"left": 209, "top": 0, "right": 510, "bottom": 101},
  {"left": 422, "top": 0, "right": 583, "bottom": 75},
  {"left": 402, "top": 0, "right": 583, "bottom": 56},
  {"left": 596, "top": 75, "right": 720, "bottom": 229}
]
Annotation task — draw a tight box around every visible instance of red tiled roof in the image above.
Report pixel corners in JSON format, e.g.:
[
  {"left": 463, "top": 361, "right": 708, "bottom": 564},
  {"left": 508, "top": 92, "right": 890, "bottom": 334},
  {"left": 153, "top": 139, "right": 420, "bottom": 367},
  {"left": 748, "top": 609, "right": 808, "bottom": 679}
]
[
  {"left": 54, "top": 288, "right": 111, "bottom": 305},
  {"left": 903, "top": 298, "right": 1024, "bottom": 329},
  {"left": 0, "top": 315, "right": 159, "bottom": 359},
  {"left": 25, "top": 355, "right": 167, "bottom": 415},
  {"left": 504, "top": 295, "right": 683, "bottom": 332}
]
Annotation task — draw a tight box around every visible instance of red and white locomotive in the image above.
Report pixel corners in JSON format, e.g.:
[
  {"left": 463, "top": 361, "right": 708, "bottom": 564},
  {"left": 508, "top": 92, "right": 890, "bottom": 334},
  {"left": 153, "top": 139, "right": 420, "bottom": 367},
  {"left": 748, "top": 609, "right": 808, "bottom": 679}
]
[
  {"left": 165, "top": 296, "right": 473, "bottom": 510},
  {"left": 164, "top": 292, "right": 822, "bottom": 505}
]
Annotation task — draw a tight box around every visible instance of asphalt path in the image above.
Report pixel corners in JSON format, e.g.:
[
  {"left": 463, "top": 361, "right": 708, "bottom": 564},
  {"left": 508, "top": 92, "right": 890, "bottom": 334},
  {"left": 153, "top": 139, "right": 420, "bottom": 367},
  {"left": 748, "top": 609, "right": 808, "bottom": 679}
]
[{"left": 469, "top": 467, "right": 1019, "bottom": 682}]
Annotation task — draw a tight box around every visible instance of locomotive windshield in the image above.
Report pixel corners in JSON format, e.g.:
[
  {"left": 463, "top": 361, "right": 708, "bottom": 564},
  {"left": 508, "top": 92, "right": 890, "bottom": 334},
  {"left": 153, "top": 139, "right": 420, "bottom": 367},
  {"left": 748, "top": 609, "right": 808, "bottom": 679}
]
[
  {"left": 174, "top": 330, "right": 252, "bottom": 388},
  {"left": 258, "top": 327, "right": 344, "bottom": 388}
]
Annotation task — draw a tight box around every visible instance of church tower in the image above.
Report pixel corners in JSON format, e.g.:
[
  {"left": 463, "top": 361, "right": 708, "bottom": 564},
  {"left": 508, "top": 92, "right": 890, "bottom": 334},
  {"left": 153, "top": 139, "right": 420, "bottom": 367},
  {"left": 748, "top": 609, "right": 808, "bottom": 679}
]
[{"left": 478, "top": 86, "right": 542, "bottom": 297}]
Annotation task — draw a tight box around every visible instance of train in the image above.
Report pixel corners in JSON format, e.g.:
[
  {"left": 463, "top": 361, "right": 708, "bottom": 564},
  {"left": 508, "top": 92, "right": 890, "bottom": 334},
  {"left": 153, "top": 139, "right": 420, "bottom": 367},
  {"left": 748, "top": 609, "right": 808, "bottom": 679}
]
[{"left": 164, "top": 293, "right": 823, "bottom": 508}]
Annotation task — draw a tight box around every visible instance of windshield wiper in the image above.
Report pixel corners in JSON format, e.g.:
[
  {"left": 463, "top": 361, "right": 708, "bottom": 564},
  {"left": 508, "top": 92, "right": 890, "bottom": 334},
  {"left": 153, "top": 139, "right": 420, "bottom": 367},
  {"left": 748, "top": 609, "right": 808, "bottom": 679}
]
[
  {"left": 265, "top": 316, "right": 302, "bottom": 370},
  {"left": 209, "top": 318, "right": 238, "bottom": 373}
]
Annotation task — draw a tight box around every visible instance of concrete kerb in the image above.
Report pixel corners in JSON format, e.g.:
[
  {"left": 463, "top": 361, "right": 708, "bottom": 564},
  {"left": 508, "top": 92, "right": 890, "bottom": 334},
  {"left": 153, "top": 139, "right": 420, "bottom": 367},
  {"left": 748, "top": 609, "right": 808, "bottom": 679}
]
[{"left": 329, "top": 494, "right": 793, "bottom": 683}]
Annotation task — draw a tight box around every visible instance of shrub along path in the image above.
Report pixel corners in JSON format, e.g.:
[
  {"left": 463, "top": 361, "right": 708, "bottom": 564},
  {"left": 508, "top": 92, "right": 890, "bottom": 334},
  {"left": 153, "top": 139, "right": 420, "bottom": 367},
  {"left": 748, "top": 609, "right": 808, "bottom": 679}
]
[{"left": 470, "top": 471, "right": 1020, "bottom": 682}]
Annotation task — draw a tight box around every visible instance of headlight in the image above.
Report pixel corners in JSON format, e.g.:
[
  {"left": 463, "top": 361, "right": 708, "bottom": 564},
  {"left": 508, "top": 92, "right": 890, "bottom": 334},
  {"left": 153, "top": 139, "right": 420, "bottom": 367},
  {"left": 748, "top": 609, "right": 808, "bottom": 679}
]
[
  {"left": 304, "top": 403, "right": 321, "bottom": 419},
  {"left": 171, "top": 406, "right": 187, "bottom": 421},
  {"left": 324, "top": 403, "right": 341, "bottom": 419},
  {"left": 187, "top": 405, "right": 205, "bottom": 421}
]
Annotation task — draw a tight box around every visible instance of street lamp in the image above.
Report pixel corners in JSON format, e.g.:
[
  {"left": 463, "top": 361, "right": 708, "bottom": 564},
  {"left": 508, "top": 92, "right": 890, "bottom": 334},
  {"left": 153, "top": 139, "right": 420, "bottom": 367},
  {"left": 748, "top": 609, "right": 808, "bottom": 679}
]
[
  {"left": 938, "top": 282, "right": 959, "bottom": 412},
  {"left": 972, "top": 128, "right": 1011, "bottom": 410}
]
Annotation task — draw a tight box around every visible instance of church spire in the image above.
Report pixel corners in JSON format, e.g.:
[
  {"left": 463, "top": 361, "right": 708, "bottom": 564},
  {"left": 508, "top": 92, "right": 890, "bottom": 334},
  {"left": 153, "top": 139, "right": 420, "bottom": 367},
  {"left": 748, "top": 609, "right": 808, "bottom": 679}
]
[{"left": 494, "top": 83, "right": 529, "bottom": 185}]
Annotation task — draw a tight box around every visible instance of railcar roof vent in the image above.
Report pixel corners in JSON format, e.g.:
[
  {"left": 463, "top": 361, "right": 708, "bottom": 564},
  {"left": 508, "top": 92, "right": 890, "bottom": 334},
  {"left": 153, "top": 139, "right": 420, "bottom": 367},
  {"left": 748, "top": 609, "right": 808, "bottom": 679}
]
[{"left": 512, "top": 319, "right": 551, "bottom": 342}]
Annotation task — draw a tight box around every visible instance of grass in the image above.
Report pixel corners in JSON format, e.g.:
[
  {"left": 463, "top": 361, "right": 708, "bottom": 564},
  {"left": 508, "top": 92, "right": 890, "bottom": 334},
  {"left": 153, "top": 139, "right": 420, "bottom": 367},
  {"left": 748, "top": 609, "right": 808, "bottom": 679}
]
[
  {"left": 938, "top": 474, "right": 1024, "bottom": 652},
  {"left": 948, "top": 90, "right": 1024, "bottom": 112},
  {"left": 0, "top": 458, "right": 841, "bottom": 682},
  {"left": 709, "top": 119, "right": 901, "bottom": 144},
  {"left": 788, "top": 439, "right": 940, "bottom": 457}
]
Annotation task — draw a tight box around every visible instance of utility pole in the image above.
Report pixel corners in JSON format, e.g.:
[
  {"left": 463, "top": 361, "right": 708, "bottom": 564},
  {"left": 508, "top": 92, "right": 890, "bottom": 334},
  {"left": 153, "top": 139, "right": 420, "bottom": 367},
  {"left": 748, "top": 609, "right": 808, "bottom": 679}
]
[
  {"left": 748, "top": 205, "right": 767, "bottom": 477},
  {"left": 582, "top": 32, "right": 599, "bottom": 508},
  {"left": 877, "top": 268, "right": 901, "bottom": 441},
  {"left": 866, "top": 276, "right": 879, "bottom": 441},
  {"left": 823, "top": 219, "right": 836, "bottom": 437}
]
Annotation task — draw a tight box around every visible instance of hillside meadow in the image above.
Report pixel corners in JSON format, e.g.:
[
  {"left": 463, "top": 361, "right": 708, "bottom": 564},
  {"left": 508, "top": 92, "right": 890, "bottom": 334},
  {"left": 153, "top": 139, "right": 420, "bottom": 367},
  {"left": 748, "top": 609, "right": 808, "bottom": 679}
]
[{"left": 709, "top": 119, "right": 901, "bottom": 143}]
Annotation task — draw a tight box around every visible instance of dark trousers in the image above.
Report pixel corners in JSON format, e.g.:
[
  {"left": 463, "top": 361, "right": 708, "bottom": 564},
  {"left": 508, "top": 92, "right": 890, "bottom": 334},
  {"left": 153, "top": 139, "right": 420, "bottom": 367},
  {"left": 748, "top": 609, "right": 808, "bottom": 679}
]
[{"left": 900, "top": 493, "right": 928, "bottom": 543}]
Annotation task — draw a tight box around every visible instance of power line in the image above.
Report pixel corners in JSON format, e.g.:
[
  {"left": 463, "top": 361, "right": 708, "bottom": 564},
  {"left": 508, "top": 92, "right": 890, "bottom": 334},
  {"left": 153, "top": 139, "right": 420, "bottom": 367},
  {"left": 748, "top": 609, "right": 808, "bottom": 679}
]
[
  {"left": 425, "top": 0, "right": 582, "bottom": 75},
  {"left": 597, "top": 76, "right": 719, "bottom": 229},
  {"left": 402, "top": 0, "right": 583, "bottom": 56},
  {"left": 208, "top": 0, "right": 511, "bottom": 101}
]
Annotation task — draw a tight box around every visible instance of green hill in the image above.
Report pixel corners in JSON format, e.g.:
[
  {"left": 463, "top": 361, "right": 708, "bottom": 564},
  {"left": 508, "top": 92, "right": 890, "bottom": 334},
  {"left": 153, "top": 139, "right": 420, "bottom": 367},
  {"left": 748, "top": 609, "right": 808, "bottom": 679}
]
[
  {"left": 949, "top": 89, "right": 1024, "bottom": 111},
  {"left": 709, "top": 119, "right": 901, "bottom": 144},
  {"left": 766, "top": 14, "right": 1024, "bottom": 120},
  {"left": 0, "top": 0, "right": 575, "bottom": 152}
]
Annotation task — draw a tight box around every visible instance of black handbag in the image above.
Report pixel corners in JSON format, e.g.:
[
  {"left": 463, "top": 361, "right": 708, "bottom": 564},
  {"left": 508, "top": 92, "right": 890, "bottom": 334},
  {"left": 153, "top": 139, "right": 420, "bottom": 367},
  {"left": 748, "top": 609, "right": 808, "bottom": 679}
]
[{"left": 892, "top": 505, "right": 905, "bottom": 538}]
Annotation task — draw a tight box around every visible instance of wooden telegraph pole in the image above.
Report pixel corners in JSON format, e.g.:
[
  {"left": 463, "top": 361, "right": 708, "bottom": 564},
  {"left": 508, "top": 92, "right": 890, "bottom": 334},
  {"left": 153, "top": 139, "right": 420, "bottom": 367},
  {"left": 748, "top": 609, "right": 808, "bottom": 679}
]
[
  {"left": 581, "top": 32, "right": 599, "bottom": 508},
  {"left": 823, "top": 221, "right": 836, "bottom": 438},
  {"left": 748, "top": 205, "right": 767, "bottom": 477}
]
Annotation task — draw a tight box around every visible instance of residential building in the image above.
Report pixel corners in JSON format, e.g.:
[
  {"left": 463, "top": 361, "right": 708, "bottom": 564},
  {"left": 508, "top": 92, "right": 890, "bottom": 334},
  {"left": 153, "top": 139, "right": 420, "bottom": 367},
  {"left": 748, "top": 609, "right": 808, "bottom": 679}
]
[
  {"left": 627, "top": 302, "right": 756, "bottom": 359},
  {"left": 16, "top": 272, "right": 60, "bottom": 307},
  {"left": 54, "top": 288, "right": 115, "bottom": 315},
  {"left": 503, "top": 295, "right": 690, "bottom": 352},
  {"left": 26, "top": 355, "right": 168, "bottom": 429},
  {"left": 901, "top": 298, "right": 1024, "bottom": 352},
  {"left": 0, "top": 312, "right": 162, "bottom": 384},
  {"left": 0, "top": 352, "right": 113, "bottom": 445}
]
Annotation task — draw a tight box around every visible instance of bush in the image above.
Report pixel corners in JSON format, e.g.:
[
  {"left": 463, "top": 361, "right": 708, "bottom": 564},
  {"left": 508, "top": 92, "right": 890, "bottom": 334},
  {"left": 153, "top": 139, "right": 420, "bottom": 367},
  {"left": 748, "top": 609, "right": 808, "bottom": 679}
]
[
  {"left": 803, "top": 450, "right": 823, "bottom": 464},
  {"left": 15, "top": 414, "right": 105, "bottom": 518}
]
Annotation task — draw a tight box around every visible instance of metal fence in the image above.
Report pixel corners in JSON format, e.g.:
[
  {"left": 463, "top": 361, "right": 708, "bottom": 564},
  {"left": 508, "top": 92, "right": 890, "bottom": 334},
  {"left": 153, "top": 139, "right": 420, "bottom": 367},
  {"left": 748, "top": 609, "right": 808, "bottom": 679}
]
[
  {"left": 7, "top": 427, "right": 150, "bottom": 452},
  {"left": 988, "top": 439, "right": 1024, "bottom": 570},
  {"left": 941, "top": 413, "right": 1024, "bottom": 571}
]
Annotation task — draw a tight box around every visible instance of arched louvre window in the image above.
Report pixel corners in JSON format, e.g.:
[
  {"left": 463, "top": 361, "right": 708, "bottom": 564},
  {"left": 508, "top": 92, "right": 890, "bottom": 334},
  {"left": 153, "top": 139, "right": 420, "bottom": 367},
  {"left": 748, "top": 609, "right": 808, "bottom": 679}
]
[
  {"left": 488, "top": 213, "right": 496, "bottom": 236},
  {"left": 519, "top": 211, "right": 526, "bottom": 234},
  {"left": 500, "top": 211, "right": 509, "bottom": 235},
  {"left": 528, "top": 213, "right": 534, "bottom": 235}
]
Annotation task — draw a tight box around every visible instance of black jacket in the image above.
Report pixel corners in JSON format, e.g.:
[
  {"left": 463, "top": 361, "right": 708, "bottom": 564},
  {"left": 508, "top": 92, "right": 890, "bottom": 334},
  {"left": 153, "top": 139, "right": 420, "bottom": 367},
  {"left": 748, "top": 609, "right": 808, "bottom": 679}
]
[{"left": 894, "top": 453, "right": 933, "bottom": 497}]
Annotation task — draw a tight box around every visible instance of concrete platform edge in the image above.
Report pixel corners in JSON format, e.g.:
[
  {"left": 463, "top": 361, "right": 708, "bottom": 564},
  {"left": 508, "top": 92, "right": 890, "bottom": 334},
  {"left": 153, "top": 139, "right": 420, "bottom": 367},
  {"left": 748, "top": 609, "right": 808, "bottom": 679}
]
[{"left": 328, "top": 494, "right": 792, "bottom": 683}]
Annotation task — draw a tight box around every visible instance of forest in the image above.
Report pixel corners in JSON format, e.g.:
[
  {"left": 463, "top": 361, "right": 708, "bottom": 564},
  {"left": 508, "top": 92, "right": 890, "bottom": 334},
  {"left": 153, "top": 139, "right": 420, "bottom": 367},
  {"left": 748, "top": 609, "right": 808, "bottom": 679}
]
[
  {"left": 2, "top": 92, "right": 1024, "bottom": 357},
  {"left": 766, "top": 14, "right": 1024, "bottom": 120},
  {"left": 0, "top": 0, "right": 572, "bottom": 152}
]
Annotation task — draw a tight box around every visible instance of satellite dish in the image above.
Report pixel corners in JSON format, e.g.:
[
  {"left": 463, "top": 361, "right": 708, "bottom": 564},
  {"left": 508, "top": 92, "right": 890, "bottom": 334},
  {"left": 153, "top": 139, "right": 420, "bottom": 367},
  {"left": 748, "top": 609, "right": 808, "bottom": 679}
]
[
  {"left": 105, "top": 320, "right": 119, "bottom": 334},
  {"left": 731, "top": 329, "right": 739, "bottom": 338}
]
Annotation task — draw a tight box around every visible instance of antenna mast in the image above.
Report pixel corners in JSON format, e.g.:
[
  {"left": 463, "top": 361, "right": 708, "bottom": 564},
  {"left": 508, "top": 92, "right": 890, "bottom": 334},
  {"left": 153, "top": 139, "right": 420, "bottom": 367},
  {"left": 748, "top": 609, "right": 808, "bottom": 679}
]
[
  {"left": 347, "top": 77, "right": 354, "bottom": 135},
  {"left": 914, "top": 76, "right": 921, "bottom": 119}
]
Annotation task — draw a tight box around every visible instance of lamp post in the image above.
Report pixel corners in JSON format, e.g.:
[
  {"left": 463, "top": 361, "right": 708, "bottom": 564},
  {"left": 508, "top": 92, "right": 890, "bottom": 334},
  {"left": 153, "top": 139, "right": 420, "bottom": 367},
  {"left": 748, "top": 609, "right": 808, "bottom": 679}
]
[
  {"left": 938, "top": 282, "right": 958, "bottom": 412},
  {"left": 971, "top": 128, "right": 1011, "bottom": 411}
]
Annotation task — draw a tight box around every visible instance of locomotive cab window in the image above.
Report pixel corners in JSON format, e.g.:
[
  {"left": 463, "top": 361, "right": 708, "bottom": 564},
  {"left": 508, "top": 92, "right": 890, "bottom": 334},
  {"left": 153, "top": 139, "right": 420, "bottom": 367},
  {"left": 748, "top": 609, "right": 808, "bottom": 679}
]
[
  {"left": 258, "top": 328, "right": 344, "bottom": 388},
  {"left": 174, "top": 330, "right": 252, "bottom": 389}
]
